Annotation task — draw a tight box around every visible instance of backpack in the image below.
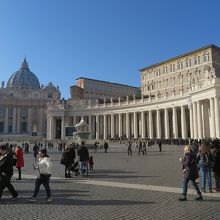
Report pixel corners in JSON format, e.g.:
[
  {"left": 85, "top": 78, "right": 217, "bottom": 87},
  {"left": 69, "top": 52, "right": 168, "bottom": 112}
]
[{"left": 201, "top": 154, "right": 209, "bottom": 166}]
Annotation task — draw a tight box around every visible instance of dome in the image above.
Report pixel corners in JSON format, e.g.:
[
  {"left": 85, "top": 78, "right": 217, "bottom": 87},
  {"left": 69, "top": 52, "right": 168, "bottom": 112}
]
[{"left": 7, "top": 58, "right": 40, "bottom": 89}]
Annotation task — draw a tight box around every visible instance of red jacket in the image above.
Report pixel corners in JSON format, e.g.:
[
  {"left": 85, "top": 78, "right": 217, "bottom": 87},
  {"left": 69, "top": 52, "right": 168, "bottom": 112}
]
[{"left": 16, "top": 148, "right": 24, "bottom": 168}]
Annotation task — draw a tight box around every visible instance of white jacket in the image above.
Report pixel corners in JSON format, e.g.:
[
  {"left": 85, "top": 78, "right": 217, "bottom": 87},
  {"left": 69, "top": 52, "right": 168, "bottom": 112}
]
[{"left": 37, "top": 156, "right": 52, "bottom": 175}]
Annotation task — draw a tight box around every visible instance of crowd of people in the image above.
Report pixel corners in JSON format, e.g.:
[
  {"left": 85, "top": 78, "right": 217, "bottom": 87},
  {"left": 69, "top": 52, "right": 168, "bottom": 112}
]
[
  {"left": 179, "top": 139, "right": 220, "bottom": 201},
  {"left": 1, "top": 138, "right": 220, "bottom": 203}
]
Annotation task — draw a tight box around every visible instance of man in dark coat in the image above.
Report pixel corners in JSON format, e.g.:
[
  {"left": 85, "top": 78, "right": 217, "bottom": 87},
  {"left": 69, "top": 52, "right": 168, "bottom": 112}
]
[
  {"left": 0, "top": 145, "right": 18, "bottom": 201},
  {"left": 77, "top": 142, "right": 89, "bottom": 176}
]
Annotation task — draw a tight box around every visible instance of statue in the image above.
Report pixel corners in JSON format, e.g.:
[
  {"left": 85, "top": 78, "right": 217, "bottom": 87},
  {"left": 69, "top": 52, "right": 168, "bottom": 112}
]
[
  {"left": 73, "top": 118, "right": 90, "bottom": 144},
  {"left": 1, "top": 81, "right": 5, "bottom": 88}
]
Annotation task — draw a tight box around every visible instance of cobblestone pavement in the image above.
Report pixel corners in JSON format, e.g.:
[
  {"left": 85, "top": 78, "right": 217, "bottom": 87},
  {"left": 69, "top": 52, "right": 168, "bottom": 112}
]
[{"left": 1, "top": 143, "right": 220, "bottom": 220}]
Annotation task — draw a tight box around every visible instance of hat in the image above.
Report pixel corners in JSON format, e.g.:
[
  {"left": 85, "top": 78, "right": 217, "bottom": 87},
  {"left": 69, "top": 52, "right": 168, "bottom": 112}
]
[{"left": 0, "top": 145, "right": 7, "bottom": 150}]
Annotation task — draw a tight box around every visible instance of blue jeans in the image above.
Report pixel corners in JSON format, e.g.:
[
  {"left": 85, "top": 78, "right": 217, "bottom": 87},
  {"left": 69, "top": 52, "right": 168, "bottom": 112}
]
[
  {"left": 33, "top": 174, "right": 51, "bottom": 198},
  {"left": 200, "top": 166, "right": 212, "bottom": 190},
  {"left": 182, "top": 177, "right": 201, "bottom": 195},
  {"left": 80, "top": 161, "right": 88, "bottom": 176}
]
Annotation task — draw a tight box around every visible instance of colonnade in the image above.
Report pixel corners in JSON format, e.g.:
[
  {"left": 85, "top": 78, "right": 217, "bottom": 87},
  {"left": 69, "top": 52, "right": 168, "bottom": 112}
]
[{"left": 47, "top": 97, "right": 220, "bottom": 140}]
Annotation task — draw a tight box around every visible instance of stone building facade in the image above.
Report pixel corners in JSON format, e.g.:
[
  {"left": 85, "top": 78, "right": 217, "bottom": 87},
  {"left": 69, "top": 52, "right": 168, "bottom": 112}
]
[
  {"left": 0, "top": 58, "right": 60, "bottom": 138},
  {"left": 71, "top": 77, "right": 140, "bottom": 100},
  {"left": 46, "top": 44, "right": 220, "bottom": 140}
]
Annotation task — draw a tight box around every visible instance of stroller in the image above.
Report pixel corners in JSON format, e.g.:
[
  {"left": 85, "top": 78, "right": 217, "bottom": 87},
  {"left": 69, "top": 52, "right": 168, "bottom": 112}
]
[{"left": 70, "top": 161, "right": 80, "bottom": 176}]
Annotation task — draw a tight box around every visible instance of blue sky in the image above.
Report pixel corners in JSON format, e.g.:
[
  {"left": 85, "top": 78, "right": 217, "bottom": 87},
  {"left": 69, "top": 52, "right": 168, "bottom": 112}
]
[{"left": 0, "top": 0, "right": 220, "bottom": 99}]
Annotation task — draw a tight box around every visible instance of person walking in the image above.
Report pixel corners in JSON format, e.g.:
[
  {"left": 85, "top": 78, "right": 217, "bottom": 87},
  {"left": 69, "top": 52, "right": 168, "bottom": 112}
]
[
  {"left": 15, "top": 146, "right": 24, "bottom": 180},
  {"left": 0, "top": 145, "right": 18, "bottom": 201},
  {"left": 104, "top": 142, "right": 109, "bottom": 153},
  {"left": 179, "top": 145, "right": 203, "bottom": 201},
  {"left": 33, "top": 143, "right": 39, "bottom": 161},
  {"left": 138, "top": 141, "right": 142, "bottom": 155},
  {"left": 142, "top": 142, "right": 147, "bottom": 155},
  {"left": 127, "top": 141, "right": 132, "bottom": 156},
  {"left": 77, "top": 142, "right": 89, "bottom": 177},
  {"left": 29, "top": 149, "right": 52, "bottom": 202},
  {"left": 158, "top": 139, "right": 162, "bottom": 152}
]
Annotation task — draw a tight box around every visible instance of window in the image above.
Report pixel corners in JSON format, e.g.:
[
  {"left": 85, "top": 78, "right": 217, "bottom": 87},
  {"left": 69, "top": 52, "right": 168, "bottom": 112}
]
[
  {"left": 156, "top": 69, "right": 161, "bottom": 76},
  {"left": 48, "top": 93, "right": 53, "bottom": 99},
  {"left": 185, "top": 59, "right": 188, "bottom": 68},
  {"left": 203, "top": 53, "right": 209, "bottom": 62},
  {"left": 189, "top": 58, "right": 192, "bottom": 67},
  {"left": 20, "top": 108, "right": 28, "bottom": 116},
  {"left": 21, "top": 122, "right": 27, "bottom": 133},
  {"left": 194, "top": 57, "right": 198, "bottom": 65},
  {"left": 177, "top": 61, "right": 181, "bottom": 70},
  {"left": 163, "top": 66, "right": 168, "bottom": 74},
  {"left": 0, "top": 122, "right": 4, "bottom": 133},
  {"left": 8, "top": 125, "right": 12, "bottom": 133},
  {"left": 0, "top": 107, "right": 5, "bottom": 116},
  {"left": 198, "top": 56, "right": 200, "bottom": 64},
  {"left": 170, "top": 64, "right": 173, "bottom": 72}
]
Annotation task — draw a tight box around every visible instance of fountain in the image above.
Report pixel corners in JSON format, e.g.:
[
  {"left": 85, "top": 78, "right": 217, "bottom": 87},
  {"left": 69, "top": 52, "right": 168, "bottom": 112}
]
[{"left": 73, "top": 118, "right": 90, "bottom": 144}]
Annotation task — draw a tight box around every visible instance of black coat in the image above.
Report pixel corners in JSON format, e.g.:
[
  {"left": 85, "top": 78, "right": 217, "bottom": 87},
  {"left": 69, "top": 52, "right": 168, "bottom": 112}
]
[
  {"left": 0, "top": 153, "right": 14, "bottom": 177},
  {"left": 77, "top": 146, "right": 89, "bottom": 162},
  {"left": 60, "top": 149, "right": 75, "bottom": 167},
  {"left": 213, "top": 151, "right": 220, "bottom": 176}
]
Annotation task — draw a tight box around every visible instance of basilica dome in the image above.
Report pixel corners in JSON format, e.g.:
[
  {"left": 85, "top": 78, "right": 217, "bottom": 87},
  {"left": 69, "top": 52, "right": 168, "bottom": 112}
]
[{"left": 7, "top": 58, "right": 40, "bottom": 89}]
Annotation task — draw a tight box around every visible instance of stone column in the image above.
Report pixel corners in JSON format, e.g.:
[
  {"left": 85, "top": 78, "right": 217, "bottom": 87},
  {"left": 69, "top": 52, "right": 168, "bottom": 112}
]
[
  {"left": 103, "top": 114, "right": 107, "bottom": 140},
  {"left": 149, "top": 110, "right": 153, "bottom": 139},
  {"left": 39, "top": 108, "right": 43, "bottom": 134},
  {"left": 210, "top": 98, "right": 215, "bottom": 138},
  {"left": 214, "top": 97, "right": 220, "bottom": 138},
  {"left": 189, "top": 107, "right": 194, "bottom": 138},
  {"left": 181, "top": 105, "right": 186, "bottom": 139},
  {"left": 12, "top": 107, "right": 16, "bottom": 133},
  {"left": 4, "top": 107, "right": 8, "bottom": 133},
  {"left": 193, "top": 102, "right": 198, "bottom": 139},
  {"left": 133, "top": 112, "right": 138, "bottom": 139},
  {"left": 141, "top": 111, "right": 146, "bottom": 139},
  {"left": 126, "top": 112, "right": 130, "bottom": 139},
  {"left": 156, "top": 109, "right": 161, "bottom": 139},
  {"left": 89, "top": 115, "right": 92, "bottom": 133},
  {"left": 47, "top": 116, "right": 51, "bottom": 140},
  {"left": 51, "top": 117, "right": 55, "bottom": 140},
  {"left": 164, "top": 108, "right": 169, "bottom": 139},
  {"left": 17, "top": 107, "right": 20, "bottom": 133},
  {"left": 118, "top": 113, "right": 122, "bottom": 138},
  {"left": 96, "top": 115, "right": 99, "bottom": 140},
  {"left": 61, "top": 116, "right": 65, "bottom": 140},
  {"left": 111, "top": 114, "right": 115, "bottom": 138},
  {"left": 28, "top": 107, "right": 32, "bottom": 133},
  {"left": 73, "top": 116, "right": 76, "bottom": 126},
  {"left": 197, "top": 101, "right": 202, "bottom": 139},
  {"left": 172, "top": 107, "right": 178, "bottom": 138}
]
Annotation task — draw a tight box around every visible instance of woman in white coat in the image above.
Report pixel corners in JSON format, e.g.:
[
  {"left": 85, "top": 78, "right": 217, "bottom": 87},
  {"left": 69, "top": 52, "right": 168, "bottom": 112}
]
[{"left": 29, "top": 149, "right": 52, "bottom": 202}]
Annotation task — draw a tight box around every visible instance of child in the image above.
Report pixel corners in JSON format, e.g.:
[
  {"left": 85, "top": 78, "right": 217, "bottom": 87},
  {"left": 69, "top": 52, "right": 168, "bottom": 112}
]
[{"left": 89, "top": 156, "right": 94, "bottom": 171}]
